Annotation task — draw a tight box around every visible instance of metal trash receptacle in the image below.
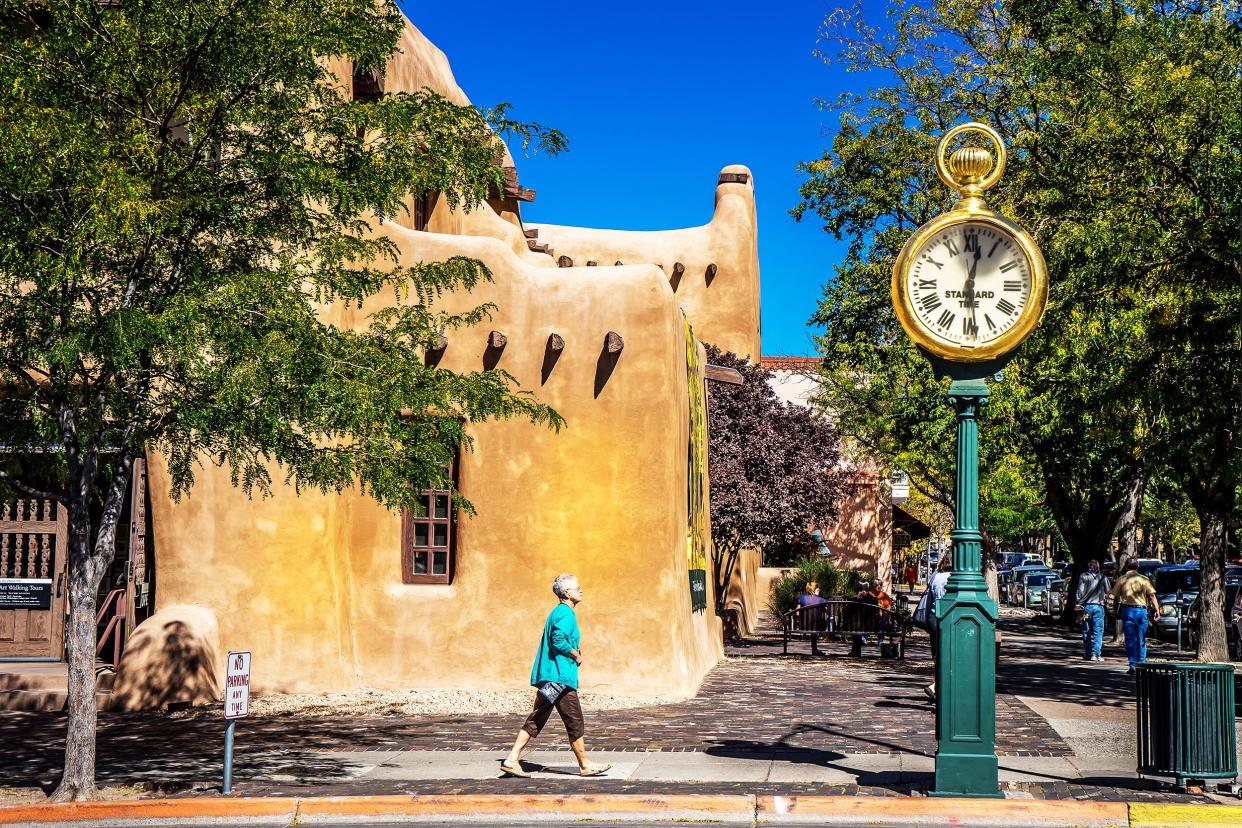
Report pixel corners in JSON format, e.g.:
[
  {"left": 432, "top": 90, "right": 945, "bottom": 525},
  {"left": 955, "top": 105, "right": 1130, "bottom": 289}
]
[{"left": 1136, "top": 662, "right": 1237, "bottom": 787}]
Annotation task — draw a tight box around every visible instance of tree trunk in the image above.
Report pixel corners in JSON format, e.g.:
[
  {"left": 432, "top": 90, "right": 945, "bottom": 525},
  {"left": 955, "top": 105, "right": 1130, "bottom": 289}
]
[
  {"left": 50, "top": 508, "right": 102, "bottom": 802},
  {"left": 1195, "top": 504, "right": 1230, "bottom": 664},
  {"left": 1116, "top": 473, "right": 1144, "bottom": 567},
  {"left": 1112, "top": 474, "right": 1145, "bottom": 640}
]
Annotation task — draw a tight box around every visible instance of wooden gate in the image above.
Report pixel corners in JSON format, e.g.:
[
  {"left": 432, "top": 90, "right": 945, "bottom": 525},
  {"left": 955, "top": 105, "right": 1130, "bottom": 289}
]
[
  {"left": 0, "top": 499, "right": 68, "bottom": 660},
  {"left": 125, "top": 458, "right": 150, "bottom": 638}
]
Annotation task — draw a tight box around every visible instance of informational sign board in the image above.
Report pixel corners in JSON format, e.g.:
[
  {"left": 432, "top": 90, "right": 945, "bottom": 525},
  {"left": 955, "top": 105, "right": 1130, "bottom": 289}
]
[
  {"left": 0, "top": 579, "right": 53, "bottom": 610},
  {"left": 224, "top": 651, "right": 251, "bottom": 719}
]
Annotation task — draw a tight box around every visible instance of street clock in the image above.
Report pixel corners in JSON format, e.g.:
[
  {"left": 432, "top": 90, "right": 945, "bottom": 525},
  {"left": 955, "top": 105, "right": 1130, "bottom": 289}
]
[{"left": 892, "top": 122, "right": 1048, "bottom": 363}]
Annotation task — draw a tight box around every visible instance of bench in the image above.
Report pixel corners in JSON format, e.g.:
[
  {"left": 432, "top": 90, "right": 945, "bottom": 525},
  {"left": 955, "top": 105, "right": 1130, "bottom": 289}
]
[{"left": 780, "top": 599, "right": 908, "bottom": 658}]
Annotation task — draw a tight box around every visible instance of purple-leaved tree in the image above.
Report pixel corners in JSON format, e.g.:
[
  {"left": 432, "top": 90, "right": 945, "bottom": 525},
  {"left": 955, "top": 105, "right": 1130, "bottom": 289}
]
[{"left": 705, "top": 347, "right": 845, "bottom": 622}]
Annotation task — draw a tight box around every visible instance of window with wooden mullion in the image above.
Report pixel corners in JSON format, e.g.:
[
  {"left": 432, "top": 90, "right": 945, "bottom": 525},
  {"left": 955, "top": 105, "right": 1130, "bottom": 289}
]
[{"left": 401, "top": 475, "right": 455, "bottom": 585}]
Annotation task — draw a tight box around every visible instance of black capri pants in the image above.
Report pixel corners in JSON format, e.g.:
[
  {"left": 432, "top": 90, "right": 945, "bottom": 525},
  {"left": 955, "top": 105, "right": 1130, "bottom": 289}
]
[{"left": 521, "top": 687, "right": 585, "bottom": 742}]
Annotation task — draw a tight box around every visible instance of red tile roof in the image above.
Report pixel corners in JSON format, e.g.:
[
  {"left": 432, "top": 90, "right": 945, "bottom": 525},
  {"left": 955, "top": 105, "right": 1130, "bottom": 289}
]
[{"left": 760, "top": 356, "right": 823, "bottom": 372}]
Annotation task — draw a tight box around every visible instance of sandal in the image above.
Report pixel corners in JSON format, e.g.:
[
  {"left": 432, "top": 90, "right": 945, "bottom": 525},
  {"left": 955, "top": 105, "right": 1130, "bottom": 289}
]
[
  {"left": 579, "top": 763, "right": 611, "bottom": 777},
  {"left": 499, "top": 760, "right": 530, "bottom": 778}
]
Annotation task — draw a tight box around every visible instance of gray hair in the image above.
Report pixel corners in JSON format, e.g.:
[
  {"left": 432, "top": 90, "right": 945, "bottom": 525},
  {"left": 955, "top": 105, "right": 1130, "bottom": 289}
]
[{"left": 552, "top": 573, "right": 579, "bottom": 599}]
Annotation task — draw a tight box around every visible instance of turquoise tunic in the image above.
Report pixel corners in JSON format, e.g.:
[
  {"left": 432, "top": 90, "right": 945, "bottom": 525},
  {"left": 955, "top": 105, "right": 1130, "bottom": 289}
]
[{"left": 530, "top": 603, "right": 580, "bottom": 690}]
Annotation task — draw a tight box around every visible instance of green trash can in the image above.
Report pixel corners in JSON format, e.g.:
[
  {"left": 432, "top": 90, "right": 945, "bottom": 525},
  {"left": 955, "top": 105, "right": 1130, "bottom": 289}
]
[{"left": 1136, "top": 662, "right": 1237, "bottom": 787}]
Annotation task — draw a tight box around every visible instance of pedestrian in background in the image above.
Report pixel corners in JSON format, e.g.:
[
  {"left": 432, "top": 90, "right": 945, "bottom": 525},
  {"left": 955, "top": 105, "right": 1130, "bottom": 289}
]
[
  {"left": 917, "top": 555, "right": 953, "bottom": 701},
  {"left": 500, "top": 574, "right": 611, "bottom": 778},
  {"left": 1109, "top": 560, "right": 1161, "bottom": 673},
  {"left": 1075, "top": 559, "right": 1110, "bottom": 661}
]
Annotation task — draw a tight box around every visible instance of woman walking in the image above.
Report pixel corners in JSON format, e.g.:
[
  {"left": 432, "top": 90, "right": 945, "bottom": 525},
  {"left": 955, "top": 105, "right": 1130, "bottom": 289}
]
[{"left": 500, "top": 573, "right": 611, "bottom": 778}]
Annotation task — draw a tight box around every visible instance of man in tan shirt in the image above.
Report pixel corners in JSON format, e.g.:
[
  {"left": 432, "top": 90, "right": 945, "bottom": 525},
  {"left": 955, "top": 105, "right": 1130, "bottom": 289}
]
[{"left": 1110, "top": 561, "right": 1161, "bottom": 672}]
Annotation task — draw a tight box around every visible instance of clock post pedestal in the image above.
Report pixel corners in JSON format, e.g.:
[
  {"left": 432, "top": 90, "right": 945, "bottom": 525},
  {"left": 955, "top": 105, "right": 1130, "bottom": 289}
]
[{"left": 925, "top": 353, "right": 1005, "bottom": 798}]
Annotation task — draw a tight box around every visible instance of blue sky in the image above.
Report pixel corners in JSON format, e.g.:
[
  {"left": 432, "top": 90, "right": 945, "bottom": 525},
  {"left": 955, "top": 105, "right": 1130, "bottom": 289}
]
[{"left": 401, "top": 2, "right": 858, "bottom": 356}]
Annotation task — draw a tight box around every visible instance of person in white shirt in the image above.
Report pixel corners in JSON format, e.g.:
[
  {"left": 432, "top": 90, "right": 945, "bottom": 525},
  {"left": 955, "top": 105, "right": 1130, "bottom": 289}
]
[{"left": 922, "top": 555, "right": 953, "bottom": 701}]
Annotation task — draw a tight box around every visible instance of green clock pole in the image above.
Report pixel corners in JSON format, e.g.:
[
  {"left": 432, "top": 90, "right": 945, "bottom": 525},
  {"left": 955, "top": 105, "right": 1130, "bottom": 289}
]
[{"left": 927, "top": 354, "right": 1003, "bottom": 798}]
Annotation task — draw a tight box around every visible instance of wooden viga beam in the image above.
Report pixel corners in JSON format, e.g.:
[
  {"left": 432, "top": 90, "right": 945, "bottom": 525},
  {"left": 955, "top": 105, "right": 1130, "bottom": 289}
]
[
  {"left": 558, "top": 255, "right": 573, "bottom": 267},
  {"left": 604, "top": 331, "right": 624, "bottom": 354},
  {"left": 704, "top": 364, "right": 744, "bottom": 385},
  {"left": 547, "top": 333, "right": 565, "bottom": 352},
  {"left": 488, "top": 330, "right": 508, "bottom": 349}
]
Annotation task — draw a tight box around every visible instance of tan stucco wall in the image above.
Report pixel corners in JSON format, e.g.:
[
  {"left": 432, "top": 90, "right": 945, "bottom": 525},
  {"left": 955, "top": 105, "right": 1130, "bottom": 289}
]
[
  {"left": 143, "top": 233, "right": 725, "bottom": 699},
  {"left": 125, "top": 16, "right": 765, "bottom": 702},
  {"left": 531, "top": 172, "right": 761, "bottom": 361},
  {"left": 722, "top": 547, "right": 762, "bottom": 636},
  {"left": 822, "top": 472, "right": 893, "bottom": 592}
]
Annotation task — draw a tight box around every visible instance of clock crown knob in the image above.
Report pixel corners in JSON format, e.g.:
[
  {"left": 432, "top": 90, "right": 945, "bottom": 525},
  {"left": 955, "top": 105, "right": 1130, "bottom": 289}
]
[
  {"left": 948, "top": 146, "right": 994, "bottom": 184},
  {"left": 935, "top": 122, "right": 1007, "bottom": 211}
]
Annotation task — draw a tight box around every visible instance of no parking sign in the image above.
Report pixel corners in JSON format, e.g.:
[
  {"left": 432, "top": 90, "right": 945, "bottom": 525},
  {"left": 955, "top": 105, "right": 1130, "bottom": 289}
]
[{"left": 225, "top": 651, "right": 251, "bottom": 719}]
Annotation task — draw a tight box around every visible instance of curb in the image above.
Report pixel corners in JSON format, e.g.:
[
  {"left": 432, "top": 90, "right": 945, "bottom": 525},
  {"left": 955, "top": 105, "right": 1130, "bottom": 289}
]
[
  {"left": 0, "top": 798, "right": 299, "bottom": 827},
  {"left": 758, "top": 796, "right": 1129, "bottom": 826},
  {"left": 294, "top": 794, "right": 754, "bottom": 824},
  {"left": 1129, "top": 802, "right": 1242, "bottom": 828},
  {"left": 0, "top": 794, "right": 1236, "bottom": 826}
]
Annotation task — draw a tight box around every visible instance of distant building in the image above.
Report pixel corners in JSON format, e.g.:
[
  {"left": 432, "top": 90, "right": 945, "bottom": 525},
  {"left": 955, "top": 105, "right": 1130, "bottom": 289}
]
[{"left": 759, "top": 357, "right": 926, "bottom": 588}]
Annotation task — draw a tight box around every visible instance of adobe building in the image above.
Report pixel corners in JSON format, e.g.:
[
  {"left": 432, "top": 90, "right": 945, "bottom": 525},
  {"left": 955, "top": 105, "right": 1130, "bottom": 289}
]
[{"left": 0, "top": 14, "right": 769, "bottom": 709}]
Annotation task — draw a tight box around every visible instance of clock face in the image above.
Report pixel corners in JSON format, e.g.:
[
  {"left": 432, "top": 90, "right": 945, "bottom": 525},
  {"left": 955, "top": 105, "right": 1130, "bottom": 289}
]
[{"left": 906, "top": 220, "right": 1032, "bottom": 348}]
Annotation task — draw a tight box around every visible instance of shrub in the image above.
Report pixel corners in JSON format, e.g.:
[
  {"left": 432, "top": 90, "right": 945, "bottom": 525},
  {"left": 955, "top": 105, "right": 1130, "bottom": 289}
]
[{"left": 768, "top": 557, "right": 864, "bottom": 616}]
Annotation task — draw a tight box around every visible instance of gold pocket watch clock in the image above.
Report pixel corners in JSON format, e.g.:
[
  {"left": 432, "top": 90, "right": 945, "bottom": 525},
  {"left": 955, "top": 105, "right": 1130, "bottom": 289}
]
[{"left": 892, "top": 123, "right": 1048, "bottom": 363}]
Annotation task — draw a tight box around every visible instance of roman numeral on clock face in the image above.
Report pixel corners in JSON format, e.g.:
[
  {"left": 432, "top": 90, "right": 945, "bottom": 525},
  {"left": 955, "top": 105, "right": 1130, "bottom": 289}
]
[
  {"left": 918, "top": 279, "right": 936, "bottom": 290},
  {"left": 920, "top": 293, "right": 942, "bottom": 312},
  {"left": 985, "top": 314, "right": 997, "bottom": 331},
  {"left": 943, "top": 237, "right": 960, "bottom": 256},
  {"left": 1004, "top": 280, "right": 1022, "bottom": 292},
  {"left": 936, "top": 309, "right": 954, "bottom": 329},
  {"left": 996, "top": 298, "right": 1017, "bottom": 315},
  {"left": 999, "top": 260, "right": 1020, "bottom": 273},
  {"left": 962, "top": 316, "right": 978, "bottom": 337}
]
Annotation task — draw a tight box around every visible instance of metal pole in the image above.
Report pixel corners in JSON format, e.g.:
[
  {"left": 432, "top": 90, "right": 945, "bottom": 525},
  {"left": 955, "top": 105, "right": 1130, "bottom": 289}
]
[
  {"left": 223, "top": 719, "right": 236, "bottom": 794},
  {"left": 1176, "top": 589, "right": 1183, "bottom": 654},
  {"left": 932, "top": 378, "right": 1000, "bottom": 798}
]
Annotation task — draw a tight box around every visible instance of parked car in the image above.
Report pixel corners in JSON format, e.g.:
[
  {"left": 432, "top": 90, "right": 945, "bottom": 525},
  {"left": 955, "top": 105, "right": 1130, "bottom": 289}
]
[
  {"left": 1182, "top": 566, "right": 1242, "bottom": 656},
  {"left": 1007, "top": 564, "right": 1053, "bottom": 605},
  {"left": 1021, "top": 571, "right": 1055, "bottom": 608},
  {"left": 1232, "top": 583, "right": 1242, "bottom": 661},
  {"left": 1043, "top": 578, "right": 1068, "bottom": 616},
  {"left": 1101, "top": 560, "right": 1117, "bottom": 578},
  {"left": 1136, "top": 558, "right": 1165, "bottom": 581},
  {"left": 997, "top": 568, "right": 1014, "bottom": 602},
  {"left": 1152, "top": 563, "right": 1200, "bottom": 643}
]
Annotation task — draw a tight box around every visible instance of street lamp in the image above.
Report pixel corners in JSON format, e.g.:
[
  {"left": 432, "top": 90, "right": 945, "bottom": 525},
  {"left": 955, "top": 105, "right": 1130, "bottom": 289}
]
[{"left": 889, "top": 123, "right": 1049, "bottom": 798}]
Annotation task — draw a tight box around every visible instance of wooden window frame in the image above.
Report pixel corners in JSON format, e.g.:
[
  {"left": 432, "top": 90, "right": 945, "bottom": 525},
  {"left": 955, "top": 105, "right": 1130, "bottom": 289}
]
[{"left": 401, "top": 463, "right": 457, "bottom": 585}]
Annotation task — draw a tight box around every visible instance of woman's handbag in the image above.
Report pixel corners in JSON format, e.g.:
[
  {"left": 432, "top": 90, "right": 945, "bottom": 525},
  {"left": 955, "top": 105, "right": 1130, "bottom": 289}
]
[
  {"left": 538, "top": 681, "right": 567, "bottom": 705},
  {"left": 912, "top": 589, "right": 932, "bottom": 632}
]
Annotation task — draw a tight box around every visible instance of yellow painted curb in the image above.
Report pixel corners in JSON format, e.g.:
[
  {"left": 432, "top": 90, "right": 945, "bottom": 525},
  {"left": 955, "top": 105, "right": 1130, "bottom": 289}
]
[
  {"left": 759, "top": 795, "right": 1129, "bottom": 826},
  {"left": 1129, "top": 802, "right": 1242, "bottom": 828}
]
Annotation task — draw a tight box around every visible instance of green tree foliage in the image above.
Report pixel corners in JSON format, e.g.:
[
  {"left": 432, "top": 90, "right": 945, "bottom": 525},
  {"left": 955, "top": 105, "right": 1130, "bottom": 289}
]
[
  {"left": 0, "top": 1, "right": 565, "bottom": 799},
  {"left": 795, "top": 1, "right": 1240, "bottom": 650}
]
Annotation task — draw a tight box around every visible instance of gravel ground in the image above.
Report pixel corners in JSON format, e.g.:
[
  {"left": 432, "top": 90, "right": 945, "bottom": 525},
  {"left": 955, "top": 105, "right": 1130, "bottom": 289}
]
[{"left": 169, "top": 686, "right": 683, "bottom": 720}]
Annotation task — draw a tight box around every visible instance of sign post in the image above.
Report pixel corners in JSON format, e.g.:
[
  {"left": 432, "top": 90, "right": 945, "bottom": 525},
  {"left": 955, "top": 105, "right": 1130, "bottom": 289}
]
[{"left": 223, "top": 651, "right": 251, "bottom": 794}]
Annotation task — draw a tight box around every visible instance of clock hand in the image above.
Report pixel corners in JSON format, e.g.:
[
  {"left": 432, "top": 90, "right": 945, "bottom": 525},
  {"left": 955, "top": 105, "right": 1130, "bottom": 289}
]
[{"left": 965, "top": 248, "right": 981, "bottom": 338}]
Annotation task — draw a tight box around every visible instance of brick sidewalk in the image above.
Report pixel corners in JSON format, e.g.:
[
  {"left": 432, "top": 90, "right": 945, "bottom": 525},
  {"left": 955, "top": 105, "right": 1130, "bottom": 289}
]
[{"left": 1, "top": 617, "right": 1232, "bottom": 805}]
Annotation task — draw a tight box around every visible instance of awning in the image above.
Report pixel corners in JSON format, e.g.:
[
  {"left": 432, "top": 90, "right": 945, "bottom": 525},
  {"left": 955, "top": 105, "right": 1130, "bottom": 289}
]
[{"left": 892, "top": 505, "right": 931, "bottom": 542}]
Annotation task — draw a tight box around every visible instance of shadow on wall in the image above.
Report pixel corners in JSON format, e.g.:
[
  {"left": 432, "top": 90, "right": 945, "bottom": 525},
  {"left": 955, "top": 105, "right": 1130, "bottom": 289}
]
[{"left": 112, "top": 605, "right": 221, "bottom": 711}]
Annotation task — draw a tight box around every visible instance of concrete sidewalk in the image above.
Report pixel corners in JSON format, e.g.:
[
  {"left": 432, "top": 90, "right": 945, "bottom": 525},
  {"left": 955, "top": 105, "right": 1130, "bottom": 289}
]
[{"left": 288, "top": 747, "right": 1136, "bottom": 786}]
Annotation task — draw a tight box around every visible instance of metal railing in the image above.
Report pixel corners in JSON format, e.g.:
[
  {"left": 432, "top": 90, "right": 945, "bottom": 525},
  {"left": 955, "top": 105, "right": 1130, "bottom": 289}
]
[{"left": 95, "top": 588, "right": 128, "bottom": 672}]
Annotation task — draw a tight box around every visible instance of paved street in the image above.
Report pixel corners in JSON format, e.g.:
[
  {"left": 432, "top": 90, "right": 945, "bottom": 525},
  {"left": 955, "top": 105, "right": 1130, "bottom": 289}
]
[{"left": 1, "top": 608, "right": 1239, "bottom": 806}]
